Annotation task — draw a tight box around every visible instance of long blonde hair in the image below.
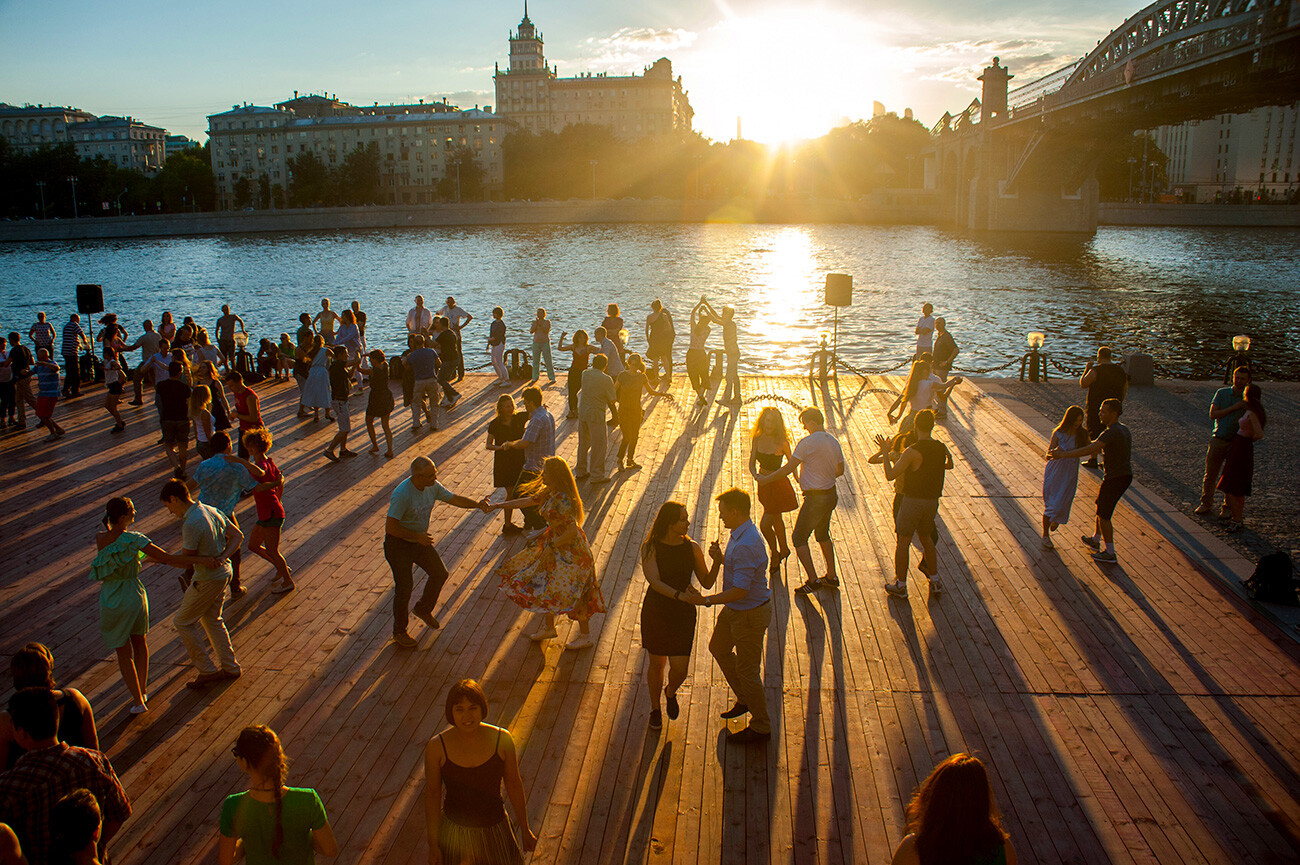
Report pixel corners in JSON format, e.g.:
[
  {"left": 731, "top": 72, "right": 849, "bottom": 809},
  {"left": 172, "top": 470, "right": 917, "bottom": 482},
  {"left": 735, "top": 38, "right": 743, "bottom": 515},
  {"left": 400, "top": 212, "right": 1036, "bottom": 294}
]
[
  {"left": 751, "top": 406, "right": 790, "bottom": 446},
  {"left": 518, "top": 456, "right": 583, "bottom": 522}
]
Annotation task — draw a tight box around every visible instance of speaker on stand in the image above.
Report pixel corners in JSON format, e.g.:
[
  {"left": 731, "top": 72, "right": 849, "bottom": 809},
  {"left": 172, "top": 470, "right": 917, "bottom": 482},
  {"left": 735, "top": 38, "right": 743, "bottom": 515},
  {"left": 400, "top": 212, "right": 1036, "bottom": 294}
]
[
  {"left": 824, "top": 273, "right": 853, "bottom": 370},
  {"left": 76, "top": 284, "right": 104, "bottom": 315}
]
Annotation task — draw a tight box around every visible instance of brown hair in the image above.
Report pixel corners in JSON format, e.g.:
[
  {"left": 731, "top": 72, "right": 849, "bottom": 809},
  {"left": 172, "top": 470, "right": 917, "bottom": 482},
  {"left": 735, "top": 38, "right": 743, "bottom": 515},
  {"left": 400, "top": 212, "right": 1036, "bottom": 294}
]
[
  {"left": 714, "top": 487, "right": 751, "bottom": 514},
  {"left": 518, "top": 457, "right": 583, "bottom": 523},
  {"left": 11, "top": 642, "right": 55, "bottom": 690},
  {"left": 243, "top": 427, "right": 273, "bottom": 454},
  {"left": 234, "top": 726, "right": 288, "bottom": 858},
  {"left": 641, "top": 501, "right": 687, "bottom": 563},
  {"left": 906, "top": 753, "right": 1007, "bottom": 865},
  {"left": 444, "top": 678, "right": 489, "bottom": 724}
]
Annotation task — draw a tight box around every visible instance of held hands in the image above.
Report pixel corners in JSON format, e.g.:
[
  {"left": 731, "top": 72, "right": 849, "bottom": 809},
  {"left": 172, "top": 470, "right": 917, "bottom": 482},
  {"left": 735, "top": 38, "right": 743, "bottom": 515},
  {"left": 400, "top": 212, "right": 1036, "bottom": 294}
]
[
  {"left": 478, "top": 496, "right": 496, "bottom": 513},
  {"left": 681, "top": 586, "right": 706, "bottom": 605},
  {"left": 708, "top": 540, "right": 724, "bottom": 564}
]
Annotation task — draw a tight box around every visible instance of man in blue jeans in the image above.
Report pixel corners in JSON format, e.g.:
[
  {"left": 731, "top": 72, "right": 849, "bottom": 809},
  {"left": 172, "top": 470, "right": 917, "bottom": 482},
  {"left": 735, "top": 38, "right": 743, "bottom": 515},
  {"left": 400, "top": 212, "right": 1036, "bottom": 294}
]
[
  {"left": 694, "top": 488, "right": 772, "bottom": 744},
  {"left": 758, "top": 406, "right": 845, "bottom": 593}
]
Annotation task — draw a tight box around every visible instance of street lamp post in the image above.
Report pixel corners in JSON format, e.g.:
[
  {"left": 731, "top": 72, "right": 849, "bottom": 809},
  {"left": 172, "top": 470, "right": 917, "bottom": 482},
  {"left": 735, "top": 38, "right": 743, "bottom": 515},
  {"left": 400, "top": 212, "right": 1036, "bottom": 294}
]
[
  {"left": 67, "top": 175, "right": 78, "bottom": 219},
  {"left": 590, "top": 160, "right": 597, "bottom": 200},
  {"left": 35, "top": 180, "right": 46, "bottom": 219}
]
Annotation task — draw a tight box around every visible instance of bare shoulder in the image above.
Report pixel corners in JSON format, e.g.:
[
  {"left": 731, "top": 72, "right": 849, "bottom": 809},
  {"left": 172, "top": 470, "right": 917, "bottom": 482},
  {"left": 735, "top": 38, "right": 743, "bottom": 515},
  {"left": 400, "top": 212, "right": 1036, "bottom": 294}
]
[{"left": 891, "top": 833, "right": 919, "bottom": 865}]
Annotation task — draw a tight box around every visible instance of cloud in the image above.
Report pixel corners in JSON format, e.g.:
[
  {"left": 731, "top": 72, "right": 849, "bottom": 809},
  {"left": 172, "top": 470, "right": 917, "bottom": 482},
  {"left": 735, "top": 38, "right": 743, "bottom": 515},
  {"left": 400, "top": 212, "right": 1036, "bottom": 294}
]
[
  {"left": 891, "top": 38, "right": 1079, "bottom": 87},
  {"left": 570, "top": 26, "right": 698, "bottom": 72}
]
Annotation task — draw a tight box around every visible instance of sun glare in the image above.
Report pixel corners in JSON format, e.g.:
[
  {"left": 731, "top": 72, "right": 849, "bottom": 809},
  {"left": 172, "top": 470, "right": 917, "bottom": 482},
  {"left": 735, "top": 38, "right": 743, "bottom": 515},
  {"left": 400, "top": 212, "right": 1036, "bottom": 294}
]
[{"left": 688, "top": 8, "right": 901, "bottom": 144}]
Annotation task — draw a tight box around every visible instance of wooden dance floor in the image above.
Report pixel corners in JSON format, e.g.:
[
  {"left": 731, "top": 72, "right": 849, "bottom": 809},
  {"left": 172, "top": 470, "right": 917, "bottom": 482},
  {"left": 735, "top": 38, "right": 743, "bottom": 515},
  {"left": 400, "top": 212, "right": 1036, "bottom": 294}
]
[{"left": 2, "top": 373, "right": 1298, "bottom": 864}]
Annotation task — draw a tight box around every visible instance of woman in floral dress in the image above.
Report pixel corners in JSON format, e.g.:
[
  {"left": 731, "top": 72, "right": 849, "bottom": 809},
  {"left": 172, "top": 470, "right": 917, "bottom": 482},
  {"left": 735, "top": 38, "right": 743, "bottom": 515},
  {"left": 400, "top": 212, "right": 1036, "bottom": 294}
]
[{"left": 491, "top": 457, "right": 604, "bottom": 650}]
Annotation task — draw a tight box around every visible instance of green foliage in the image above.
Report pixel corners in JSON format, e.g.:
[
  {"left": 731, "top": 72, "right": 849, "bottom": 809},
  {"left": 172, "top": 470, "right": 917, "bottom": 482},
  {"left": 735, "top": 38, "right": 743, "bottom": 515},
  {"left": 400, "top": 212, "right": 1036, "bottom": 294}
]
[
  {"left": 338, "top": 142, "right": 382, "bottom": 205},
  {"left": 436, "top": 145, "right": 485, "bottom": 202},
  {"left": 287, "top": 150, "right": 331, "bottom": 207},
  {"left": 1097, "top": 132, "right": 1169, "bottom": 201}
]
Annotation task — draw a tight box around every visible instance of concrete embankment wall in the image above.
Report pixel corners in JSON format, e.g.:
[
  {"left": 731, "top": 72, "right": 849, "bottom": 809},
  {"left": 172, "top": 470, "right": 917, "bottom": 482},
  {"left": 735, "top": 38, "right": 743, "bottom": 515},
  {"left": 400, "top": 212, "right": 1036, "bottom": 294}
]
[
  {"left": 1100, "top": 203, "right": 1300, "bottom": 227},
  {"left": 0, "top": 197, "right": 941, "bottom": 243}
]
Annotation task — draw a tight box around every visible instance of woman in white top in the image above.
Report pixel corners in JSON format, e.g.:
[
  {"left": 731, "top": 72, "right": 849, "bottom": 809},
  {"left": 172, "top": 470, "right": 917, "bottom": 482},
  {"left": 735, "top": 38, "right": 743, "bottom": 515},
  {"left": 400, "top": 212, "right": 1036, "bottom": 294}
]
[
  {"left": 102, "top": 345, "right": 126, "bottom": 433},
  {"left": 889, "top": 358, "right": 961, "bottom": 433},
  {"left": 191, "top": 385, "right": 215, "bottom": 460}
]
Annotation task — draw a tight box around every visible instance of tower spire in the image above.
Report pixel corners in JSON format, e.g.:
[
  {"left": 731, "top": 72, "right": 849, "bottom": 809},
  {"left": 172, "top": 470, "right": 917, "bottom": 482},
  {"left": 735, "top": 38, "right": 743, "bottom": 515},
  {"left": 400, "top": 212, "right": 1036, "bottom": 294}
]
[{"left": 523, "top": 1, "right": 529, "bottom": 22}]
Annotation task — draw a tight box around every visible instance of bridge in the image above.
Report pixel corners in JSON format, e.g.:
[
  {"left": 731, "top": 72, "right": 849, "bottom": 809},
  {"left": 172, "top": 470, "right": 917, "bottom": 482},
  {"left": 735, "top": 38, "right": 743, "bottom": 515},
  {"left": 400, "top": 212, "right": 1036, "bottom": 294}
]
[{"left": 924, "top": 0, "right": 1300, "bottom": 232}]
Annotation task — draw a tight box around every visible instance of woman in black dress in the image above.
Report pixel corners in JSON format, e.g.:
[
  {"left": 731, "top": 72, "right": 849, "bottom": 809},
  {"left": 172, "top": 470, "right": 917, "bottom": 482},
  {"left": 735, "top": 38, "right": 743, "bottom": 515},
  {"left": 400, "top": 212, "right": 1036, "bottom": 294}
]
[
  {"left": 487, "top": 395, "right": 528, "bottom": 533},
  {"left": 556, "top": 329, "right": 594, "bottom": 419},
  {"left": 365, "top": 349, "right": 396, "bottom": 458},
  {"left": 639, "top": 501, "right": 713, "bottom": 730}
]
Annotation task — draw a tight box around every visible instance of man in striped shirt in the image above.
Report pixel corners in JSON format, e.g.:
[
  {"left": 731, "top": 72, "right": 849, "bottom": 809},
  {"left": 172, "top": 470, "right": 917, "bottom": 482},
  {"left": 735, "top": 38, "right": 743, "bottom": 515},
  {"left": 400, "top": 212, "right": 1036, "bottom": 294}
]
[{"left": 59, "top": 314, "right": 89, "bottom": 398}]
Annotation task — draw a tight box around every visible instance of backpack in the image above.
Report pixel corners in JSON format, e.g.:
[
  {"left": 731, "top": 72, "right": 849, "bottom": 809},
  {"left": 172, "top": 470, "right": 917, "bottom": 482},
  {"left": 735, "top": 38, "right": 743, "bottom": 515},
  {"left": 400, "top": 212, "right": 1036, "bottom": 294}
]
[{"left": 1243, "top": 552, "right": 1298, "bottom": 606}]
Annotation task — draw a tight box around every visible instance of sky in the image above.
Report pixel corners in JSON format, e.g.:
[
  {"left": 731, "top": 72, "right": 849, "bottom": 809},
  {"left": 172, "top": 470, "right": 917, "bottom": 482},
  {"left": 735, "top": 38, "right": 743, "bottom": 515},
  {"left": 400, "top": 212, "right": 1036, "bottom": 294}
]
[{"left": 0, "top": 0, "right": 1139, "bottom": 144}]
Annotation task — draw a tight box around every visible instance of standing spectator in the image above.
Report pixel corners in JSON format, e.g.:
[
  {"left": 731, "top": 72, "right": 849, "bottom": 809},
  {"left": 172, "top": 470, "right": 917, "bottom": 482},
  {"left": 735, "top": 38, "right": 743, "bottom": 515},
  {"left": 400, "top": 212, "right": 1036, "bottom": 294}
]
[
  {"left": 219, "top": 725, "right": 337, "bottom": 865},
  {"left": 931, "top": 318, "right": 959, "bottom": 419},
  {"left": 556, "top": 329, "right": 593, "bottom": 419},
  {"left": 312, "top": 298, "right": 339, "bottom": 345},
  {"left": 101, "top": 346, "right": 126, "bottom": 434},
  {"left": 495, "top": 387, "right": 555, "bottom": 532},
  {"left": 638, "top": 502, "right": 711, "bottom": 730},
  {"left": 575, "top": 353, "right": 616, "bottom": 483},
  {"left": 601, "top": 303, "right": 626, "bottom": 361},
  {"left": 685, "top": 300, "right": 712, "bottom": 405},
  {"left": 881, "top": 409, "right": 951, "bottom": 598},
  {"left": 91, "top": 497, "right": 210, "bottom": 713},
  {"left": 1, "top": 644, "right": 98, "bottom": 771},
  {"left": 528, "top": 308, "right": 555, "bottom": 385},
  {"left": 1078, "top": 347, "right": 1128, "bottom": 469},
  {"left": 225, "top": 371, "right": 262, "bottom": 458},
  {"left": 406, "top": 335, "right": 441, "bottom": 434},
  {"left": 437, "top": 296, "right": 473, "bottom": 382},
  {"left": 693, "top": 488, "right": 771, "bottom": 744},
  {"left": 31, "top": 350, "right": 65, "bottom": 443},
  {"left": 161, "top": 480, "right": 242, "bottom": 688},
  {"left": 406, "top": 295, "right": 433, "bottom": 336},
  {"left": 487, "top": 395, "right": 527, "bottom": 533},
  {"left": 350, "top": 300, "right": 367, "bottom": 351},
  {"left": 190, "top": 431, "right": 254, "bottom": 600},
  {"left": 423, "top": 680, "right": 535, "bottom": 864},
  {"left": 432, "top": 318, "right": 462, "bottom": 409},
  {"left": 0, "top": 338, "right": 15, "bottom": 429},
  {"left": 1049, "top": 398, "right": 1132, "bottom": 564},
  {"left": 1216, "top": 383, "right": 1266, "bottom": 532},
  {"left": 295, "top": 312, "right": 314, "bottom": 349},
  {"left": 383, "top": 458, "right": 486, "bottom": 648},
  {"left": 323, "top": 348, "right": 357, "bottom": 462},
  {"left": 242, "top": 428, "right": 295, "bottom": 594},
  {"left": 644, "top": 299, "right": 675, "bottom": 385},
  {"left": 300, "top": 337, "right": 333, "bottom": 423},
  {"left": 890, "top": 753, "right": 1017, "bottom": 865},
  {"left": 364, "top": 349, "right": 396, "bottom": 458},
  {"left": 3, "top": 334, "right": 33, "bottom": 429},
  {"left": 1041, "top": 406, "right": 1086, "bottom": 549},
  {"left": 914, "top": 302, "right": 936, "bottom": 360},
  {"left": 719, "top": 305, "right": 742, "bottom": 405},
  {"left": 59, "top": 315, "right": 89, "bottom": 399},
  {"left": 1196, "top": 364, "right": 1250, "bottom": 516},
  {"left": 759, "top": 407, "right": 844, "bottom": 594},
  {"left": 492, "top": 457, "right": 604, "bottom": 649},
  {"left": 214, "top": 305, "right": 245, "bottom": 363},
  {"left": 615, "top": 354, "right": 670, "bottom": 471},
  {"left": 155, "top": 363, "right": 192, "bottom": 479},
  {"left": 158, "top": 311, "right": 176, "bottom": 343},
  {"left": 749, "top": 407, "right": 797, "bottom": 574},
  {"left": 28, "top": 312, "right": 55, "bottom": 357},
  {"left": 0, "top": 689, "right": 130, "bottom": 865},
  {"left": 488, "top": 307, "right": 509, "bottom": 386}
]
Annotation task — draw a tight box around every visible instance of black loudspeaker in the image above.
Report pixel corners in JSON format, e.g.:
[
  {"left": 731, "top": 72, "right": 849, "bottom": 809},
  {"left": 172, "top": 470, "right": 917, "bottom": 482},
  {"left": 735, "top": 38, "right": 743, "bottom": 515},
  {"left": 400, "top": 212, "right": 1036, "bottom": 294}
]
[
  {"left": 76, "top": 284, "right": 104, "bottom": 315},
  {"left": 824, "top": 273, "right": 853, "bottom": 307}
]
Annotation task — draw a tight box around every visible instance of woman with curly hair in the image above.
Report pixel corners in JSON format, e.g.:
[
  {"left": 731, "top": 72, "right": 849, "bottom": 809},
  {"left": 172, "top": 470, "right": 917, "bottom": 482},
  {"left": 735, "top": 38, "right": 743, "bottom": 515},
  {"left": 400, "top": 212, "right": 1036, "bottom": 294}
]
[{"left": 891, "top": 753, "right": 1016, "bottom": 865}]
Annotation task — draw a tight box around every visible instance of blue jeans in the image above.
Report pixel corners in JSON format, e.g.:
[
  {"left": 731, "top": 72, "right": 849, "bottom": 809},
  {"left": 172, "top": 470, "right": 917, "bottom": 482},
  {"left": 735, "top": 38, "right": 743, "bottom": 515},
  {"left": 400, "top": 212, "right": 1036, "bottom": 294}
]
[{"left": 531, "top": 341, "right": 555, "bottom": 381}]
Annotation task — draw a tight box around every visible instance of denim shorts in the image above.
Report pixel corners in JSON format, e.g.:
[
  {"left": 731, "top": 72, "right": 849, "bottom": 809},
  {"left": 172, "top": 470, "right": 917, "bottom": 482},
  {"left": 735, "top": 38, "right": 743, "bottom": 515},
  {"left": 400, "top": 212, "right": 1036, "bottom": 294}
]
[{"left": 792, "top": 488, "right": 837, "bottom": 546}]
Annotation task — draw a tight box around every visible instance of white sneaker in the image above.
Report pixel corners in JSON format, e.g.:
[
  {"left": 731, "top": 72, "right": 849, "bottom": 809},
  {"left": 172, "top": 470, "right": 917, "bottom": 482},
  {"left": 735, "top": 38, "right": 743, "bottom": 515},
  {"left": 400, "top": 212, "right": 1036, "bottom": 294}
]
[
  {"left": 528, "top": 628, "right": 558, "bottom": 642},
  {"left": 565, "top": 635, "right": 594, "bottom": 650}
]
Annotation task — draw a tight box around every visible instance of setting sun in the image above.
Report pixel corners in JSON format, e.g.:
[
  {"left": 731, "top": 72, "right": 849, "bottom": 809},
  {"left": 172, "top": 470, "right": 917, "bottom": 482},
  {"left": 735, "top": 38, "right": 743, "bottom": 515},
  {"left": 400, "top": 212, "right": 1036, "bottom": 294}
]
[{"left": 685, "top": 7, "right": 904, "bottom": 143}]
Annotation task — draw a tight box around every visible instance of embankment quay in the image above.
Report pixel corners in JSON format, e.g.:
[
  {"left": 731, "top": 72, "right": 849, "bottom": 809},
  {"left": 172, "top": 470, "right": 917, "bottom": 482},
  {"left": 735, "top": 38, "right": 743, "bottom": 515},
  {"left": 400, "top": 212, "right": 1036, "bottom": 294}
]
[
  {"left": 2, "top": 372, "right": 1297, "bottom": 864},
  {"left": 2, "top": 199, "right": 1298, "bottom": 242}
]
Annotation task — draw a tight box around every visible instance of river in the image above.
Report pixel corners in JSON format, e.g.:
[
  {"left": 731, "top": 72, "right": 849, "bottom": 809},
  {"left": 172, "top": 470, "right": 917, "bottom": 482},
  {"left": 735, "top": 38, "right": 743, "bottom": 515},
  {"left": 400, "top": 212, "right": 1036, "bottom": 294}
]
[{"left": 2, "top": 224, "right": 1298, "bottom": 378}]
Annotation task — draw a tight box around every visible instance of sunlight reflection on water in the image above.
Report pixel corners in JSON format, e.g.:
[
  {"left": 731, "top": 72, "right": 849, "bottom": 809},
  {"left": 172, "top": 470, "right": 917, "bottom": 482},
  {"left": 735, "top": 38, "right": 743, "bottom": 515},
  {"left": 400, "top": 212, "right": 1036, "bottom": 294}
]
[{"left": 1, "top": 224, "right": 1297, "bottom": 377}]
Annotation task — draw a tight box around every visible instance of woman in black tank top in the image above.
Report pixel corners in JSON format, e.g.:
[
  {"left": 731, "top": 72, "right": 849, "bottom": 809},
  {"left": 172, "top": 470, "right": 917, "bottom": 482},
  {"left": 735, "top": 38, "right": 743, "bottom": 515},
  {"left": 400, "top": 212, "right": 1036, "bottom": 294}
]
[{"left": 425, "top": 679, "right": 536, "bottom": 863}]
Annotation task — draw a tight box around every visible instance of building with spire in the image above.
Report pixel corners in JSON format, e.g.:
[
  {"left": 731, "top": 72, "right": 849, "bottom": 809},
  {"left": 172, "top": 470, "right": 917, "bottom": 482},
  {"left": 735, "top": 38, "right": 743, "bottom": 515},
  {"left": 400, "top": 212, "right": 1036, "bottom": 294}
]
[{"left": 493, "top": 6, "right": 693, "bottom": 140}]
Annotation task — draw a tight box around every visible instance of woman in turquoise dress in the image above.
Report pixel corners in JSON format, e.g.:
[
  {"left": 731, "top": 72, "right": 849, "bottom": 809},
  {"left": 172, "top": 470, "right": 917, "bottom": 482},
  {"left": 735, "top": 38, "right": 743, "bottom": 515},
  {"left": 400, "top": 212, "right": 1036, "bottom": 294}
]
[
  {"left": 490, "top": 457, "right": 605, "bottom": 650},
  {"left": 91, "top": 496, "right": 217, "bottom": 714}
]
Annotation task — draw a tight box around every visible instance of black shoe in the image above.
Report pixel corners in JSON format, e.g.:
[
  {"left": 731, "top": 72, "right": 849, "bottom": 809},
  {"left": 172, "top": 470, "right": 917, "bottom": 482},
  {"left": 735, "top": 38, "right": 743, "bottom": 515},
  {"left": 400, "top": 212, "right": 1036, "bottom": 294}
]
[
  {"left": 794, "top": 580, "right": 819, "bottom": 595},
  {"left": 720, "top": 702, "right": 749, "bottom": 720},
  {"left": 392, "top": 632, "right": 417, "bottom": 648},
  {"left": 726, "top": 726, "right": 771, "bottom": 745},
  {"left": 502, "top": 523, "right": 524, "bottom": 535},
  {"left": 665, "top": 689, "right": 680, "bottom": 720},
  {"left": 413, "top": 610, "right": 440, "bottom": 631},
  {"left": 648, "top": 710, "right": 663, "bottom": 731}
]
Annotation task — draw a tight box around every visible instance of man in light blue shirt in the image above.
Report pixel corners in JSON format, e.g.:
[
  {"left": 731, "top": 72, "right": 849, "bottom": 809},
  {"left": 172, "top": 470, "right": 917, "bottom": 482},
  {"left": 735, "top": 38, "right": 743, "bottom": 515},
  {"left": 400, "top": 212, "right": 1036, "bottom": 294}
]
[
  {"left": 190, "top": 430, "right": 255, "bottom": 600},
  {"left": 161, "top": 480, "right": 242, "bottom": 689},
  {"left": 384, "top": 456, "right": 487, "bottom": 647},
  {"left": 695, "top": 488, "right": 772, "bottom": 744},
  {"left": 576, "top": 354, "right": 616, "bottom": 483}
]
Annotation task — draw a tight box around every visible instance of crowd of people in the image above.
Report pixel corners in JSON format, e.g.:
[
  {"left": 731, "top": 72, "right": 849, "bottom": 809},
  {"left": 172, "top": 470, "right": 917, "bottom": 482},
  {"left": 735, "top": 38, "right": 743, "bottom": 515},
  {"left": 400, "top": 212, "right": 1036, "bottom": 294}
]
[{"left": 0, "top": 291, "right": 1261, "bottom": 864}]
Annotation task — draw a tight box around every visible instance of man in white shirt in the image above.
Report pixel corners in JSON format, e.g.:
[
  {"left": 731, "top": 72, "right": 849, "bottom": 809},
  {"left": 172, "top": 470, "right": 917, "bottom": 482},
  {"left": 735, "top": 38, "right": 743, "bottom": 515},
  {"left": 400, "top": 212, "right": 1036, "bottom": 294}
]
[
  {"left": 915, "top": 302, "right": 935, "bottom": 359},
  {"left": 758, "top": 406, "right": 845, "bottom": 593},
  {"left": 437, "top": 296, "right": 473, "bottom": 382},
  {"left": 406, "top": 295, "right": 433, "bottom": 336}
]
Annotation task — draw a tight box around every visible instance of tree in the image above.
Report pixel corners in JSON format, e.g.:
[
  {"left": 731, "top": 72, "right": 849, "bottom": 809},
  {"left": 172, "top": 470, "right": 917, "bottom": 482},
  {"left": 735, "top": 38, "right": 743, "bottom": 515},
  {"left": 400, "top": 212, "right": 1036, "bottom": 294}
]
[
  {"left": 150, "top": 144, "right": 216, "bottom": 212},
  {"left": 1097, "top": 131, "right": 1169, "bottom": 201},
  {"left": 338, "top": 142, "right": 382, "bottom": 205},
  {"left": 258, "top": 173, "right": 272, "bottom": 209},
  {"left": 233, "top": 175, "right": 254, "bottom": 209},
  {"left": 287, "top": 151, "right": 331, "bottom": 207},
  {"left": 438, "top": 145, "right": 485, "bottom": 202}
]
